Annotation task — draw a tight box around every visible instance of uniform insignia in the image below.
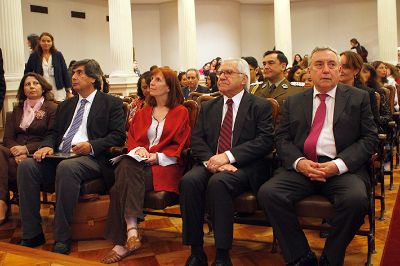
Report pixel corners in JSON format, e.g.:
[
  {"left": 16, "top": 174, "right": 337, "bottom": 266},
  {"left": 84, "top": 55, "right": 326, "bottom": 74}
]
[
  {"left": 262, "top": 82, "right": 268, "bottom": 89},
  {"left": 282, "top": 83, "right": 288, "bottom": 89},
  {"left": 290, "top": 81, "right": 305, "bottom": 87}
]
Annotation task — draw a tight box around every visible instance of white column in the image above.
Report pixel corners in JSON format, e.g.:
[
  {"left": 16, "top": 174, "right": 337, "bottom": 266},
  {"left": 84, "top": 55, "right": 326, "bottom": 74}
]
[
  {"left": 178, "top": 0, "right": 197, "bottom": 71},
  {"left": 0, "top": 0, "right": 25, "bottom": 113},
  {"left": 377, "top": 0, "right": 398, "bottom": 64},
  {"left": 273, "top": 0, "right": 293, "bottom": 66},
  {"left": 108, "top": 0, "right": 137, "bottom": 95}
]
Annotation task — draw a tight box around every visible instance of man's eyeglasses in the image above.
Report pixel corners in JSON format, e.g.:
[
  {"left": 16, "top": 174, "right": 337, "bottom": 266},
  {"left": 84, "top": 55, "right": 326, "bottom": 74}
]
[{"left": 216, "top": 70, "right": 243, "bottom": 77}]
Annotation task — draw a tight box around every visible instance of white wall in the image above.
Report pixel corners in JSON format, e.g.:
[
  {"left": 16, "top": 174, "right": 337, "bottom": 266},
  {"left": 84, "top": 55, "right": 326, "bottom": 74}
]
[
  {"left": 22, "top": 0, "right": 111, "bottom": 72},
  {"left": 196, "top": 0, "right": 242, "bottom": 69},
  {"left": 132, "top": 4, "right": 162, "bottom": 72},
  {"left": 240, "top": 4, "right": 274, "bottom": 66},
  {"left": 291, "top": 0, "right": 378, "bottom": 61},
  {"left": 20, "top": 0, "right": 397, "bottom": 75}
]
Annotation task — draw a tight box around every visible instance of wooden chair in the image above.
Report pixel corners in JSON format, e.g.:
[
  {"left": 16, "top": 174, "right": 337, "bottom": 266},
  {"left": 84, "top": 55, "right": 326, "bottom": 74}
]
[
  {"left": 196, "top": 95, "right": 217, "bottom": 109},
  {"left": 188, "top": 91, "right": 206, "bottom": 101}
]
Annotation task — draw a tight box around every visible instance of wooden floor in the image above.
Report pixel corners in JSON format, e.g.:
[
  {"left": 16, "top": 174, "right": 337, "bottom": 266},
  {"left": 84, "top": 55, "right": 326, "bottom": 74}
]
[{"left": 0, "top": 171, "right": 398, "bottom": 265}]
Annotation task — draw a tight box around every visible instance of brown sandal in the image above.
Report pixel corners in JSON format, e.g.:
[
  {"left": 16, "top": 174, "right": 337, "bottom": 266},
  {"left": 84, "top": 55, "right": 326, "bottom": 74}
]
[
  {"left": 101, "top": 249, "right": 131, "bottom": 264},
  {"left": 125, "top": 227, "right": 142, "bottom": 252}
]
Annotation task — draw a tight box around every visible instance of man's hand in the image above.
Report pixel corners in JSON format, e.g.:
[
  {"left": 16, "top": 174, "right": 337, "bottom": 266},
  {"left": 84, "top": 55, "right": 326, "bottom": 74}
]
[
  {"left": 317, "top": 162, "right": 339, "bottom": 178},
  {"left": 14, "top": 154, "right": 28, "bottom": 164},
  {"left": 296, "top": 159, "right": 326, "bottom": 182},
  {"left": 206, "top": 153, "right": 230, "bottom": 173},
  {"left": 135, "top": 147, "right": 150, "bottom": 159},
  {"left": 10, "top": 145, "right": 27, "bottom": 156},
  {"left": 217, "top": 164, "right": 238, "bottom": 173},
  {"left": 71, "top": 142, "right": 92, "bottom": 155},
  {"left": 33, "top": 147, "right": 54, "bottom": 162},
  {"left": 146, "top": 153, "right": 158, "bottom": 165}
]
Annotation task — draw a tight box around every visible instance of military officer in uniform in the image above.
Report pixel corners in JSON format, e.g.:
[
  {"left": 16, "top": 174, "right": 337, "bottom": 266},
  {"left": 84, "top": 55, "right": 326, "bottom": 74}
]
[{"left": 256, "top": 50, "right": 303, "bottom": 108}]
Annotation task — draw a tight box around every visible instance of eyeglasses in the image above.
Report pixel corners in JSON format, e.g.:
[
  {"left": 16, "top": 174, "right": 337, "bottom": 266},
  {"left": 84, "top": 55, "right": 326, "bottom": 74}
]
[{"left": 216, "top": 70, "right": 243, "bottom": 77}]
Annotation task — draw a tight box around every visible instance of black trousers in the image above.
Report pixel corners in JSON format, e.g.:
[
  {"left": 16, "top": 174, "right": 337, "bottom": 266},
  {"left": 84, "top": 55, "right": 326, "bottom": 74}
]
[
  {"left": 17, "top": 156, "right": 101, "bottom": 242},
  {"left": 257, "top": 167, "right": 368, "bottom": 266},
  {"left": 180, "top": 164, "right": 251, "bottom": 250}
]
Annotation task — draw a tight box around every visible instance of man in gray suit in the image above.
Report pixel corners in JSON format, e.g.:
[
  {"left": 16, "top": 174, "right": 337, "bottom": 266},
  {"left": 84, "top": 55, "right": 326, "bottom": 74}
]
[
  {"left": 180, "top": 59, "right": 274, "bottom": 266},
  {"left": 17, "top": 59, "right": 126, "bottom": 254},
  {"left": 257, "top": 47, "right": 377, "bottom": 266}
]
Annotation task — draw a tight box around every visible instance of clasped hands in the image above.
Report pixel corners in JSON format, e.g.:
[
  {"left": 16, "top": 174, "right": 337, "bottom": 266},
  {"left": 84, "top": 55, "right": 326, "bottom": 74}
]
[
  {"left": 296, "top": 159, "right": 339, "bottom": 182},
  {"left": 33, "top": 142, "right": 92, "bottom": 162},
  {"left": 10, "top": 145, "right": 28, "bottom": 165},
  {"left": 206, "top": 153, "right": 237, "bottom": 173},
  {"left": 135, "top": 148, "right": 158, "bottom": 165}
]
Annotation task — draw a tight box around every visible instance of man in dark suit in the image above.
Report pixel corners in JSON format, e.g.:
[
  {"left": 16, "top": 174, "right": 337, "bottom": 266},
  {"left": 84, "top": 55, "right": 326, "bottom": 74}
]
[
  {"left": 257, "top": 47, "right": 378, "bottom": 266},
  {"left": 0, "top": 48, "right": 6, "bottom": 111},
  {"left": 180, "top": 59, "right": 274, "bottom": 266},
  {"left": 255, "top": 50, "right": 303, "bottom": 108},
  {"left": 182, "top": 68, "right": 210, "bottom": 99},
  {"left": 17, "top": 59, "right": 126, "bottom": 254}
]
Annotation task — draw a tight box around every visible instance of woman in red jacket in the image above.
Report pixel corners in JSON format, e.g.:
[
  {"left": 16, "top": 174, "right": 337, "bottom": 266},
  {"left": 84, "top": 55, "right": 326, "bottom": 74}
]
[{"left": 102, "top": 67, "right": 191, "bottom": 263}]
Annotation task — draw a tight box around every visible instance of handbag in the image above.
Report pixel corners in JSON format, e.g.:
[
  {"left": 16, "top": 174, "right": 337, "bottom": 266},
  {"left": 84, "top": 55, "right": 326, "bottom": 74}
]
[{"left": 70, "top": 194, "right": 110, "bottom": 240}]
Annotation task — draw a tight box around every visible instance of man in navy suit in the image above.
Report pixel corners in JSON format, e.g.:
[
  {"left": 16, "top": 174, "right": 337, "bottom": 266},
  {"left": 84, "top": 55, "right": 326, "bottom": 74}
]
[
  {"left": 257, "top": 47, "right": 377, "bottom": 266},
  {"left": 182, "top": 68, "right": 210, "bottom": 99},
  {"left": 17, "top": 59, "right": 126, "bottom": 254},
  {"left": 180, "top": 59, "right": 274, "bottom": 266}
]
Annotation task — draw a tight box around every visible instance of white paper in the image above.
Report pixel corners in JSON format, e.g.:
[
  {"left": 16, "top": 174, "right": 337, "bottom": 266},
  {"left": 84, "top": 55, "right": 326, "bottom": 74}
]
[{"left": 110, "top": 149, "right": 148, "bottom": 165}]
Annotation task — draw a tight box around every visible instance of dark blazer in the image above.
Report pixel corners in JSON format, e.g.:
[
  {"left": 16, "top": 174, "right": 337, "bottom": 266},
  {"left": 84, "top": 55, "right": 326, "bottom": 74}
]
[
  {"left": 276, "top": 84, "right": 378, "bottom": 180},
  {"left": 3, "top": 100, "right": 57, "bottom": 153},
  {"left": 182, "top": 84, "right": 210, "bottom": 100},
  {"left": 24, "top": 51, "right": 71, "bottom": 90},
  {"left": 191, "top": 91, "right": 274, "bottom": 193},
  {"left": 40, "top": 92, "right": 126, "bottom": 187},
  {"left": 0, "top": 48, "right": 5, "bottom": 110}
]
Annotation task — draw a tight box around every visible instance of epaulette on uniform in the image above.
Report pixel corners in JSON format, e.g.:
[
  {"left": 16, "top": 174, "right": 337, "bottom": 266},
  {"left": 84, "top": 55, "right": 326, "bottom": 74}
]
[
  {"left": 250, "top": 81, "right": 263, "bottom": 86},
  {"left": 290, "top": 81, "right": 305, "bottom": 87}
]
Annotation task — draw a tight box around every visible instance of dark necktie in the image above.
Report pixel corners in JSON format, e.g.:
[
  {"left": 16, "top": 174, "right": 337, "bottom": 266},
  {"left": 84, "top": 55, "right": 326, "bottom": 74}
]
[
  {"left": 303, "top": 94, "right": 327, "bottom": 162},
  {"left": 61, "top": 99, "right": 88, "bottom": 153},
  {"left": 268, "top": 84, "right": 276, "bottom": 94},
  {"left": 218, "top": 99, "right": 234, "bottom": 154}
]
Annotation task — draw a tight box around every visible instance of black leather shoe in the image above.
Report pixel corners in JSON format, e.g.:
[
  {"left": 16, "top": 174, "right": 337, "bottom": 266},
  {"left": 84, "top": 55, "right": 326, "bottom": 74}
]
[
  {"left": 184, "top": 254, "right": 208, "bottom": 266},
  {"left": 52, "top": 239, "right": 72, "bottom": 254},
  {"left": 287, "top": 250, "right": 318, "bottom": 266},
  {"left": 319, "top": 254, "right": 331, "bottom": 266},
  {"left": 211, "top": 257, "right": 233, "bottom": 266},
  {"left": 19, "top": 232, "right": 45, "bottom": 248}
]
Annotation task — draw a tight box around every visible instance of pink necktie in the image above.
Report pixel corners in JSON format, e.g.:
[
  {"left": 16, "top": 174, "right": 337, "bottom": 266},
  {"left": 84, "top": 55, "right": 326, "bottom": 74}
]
[
  {"left": 304, "top": 94, "right": 327, "bottom": 162},
  {"left": 218, "top": 99, "right": 234, "bottom": 154}
]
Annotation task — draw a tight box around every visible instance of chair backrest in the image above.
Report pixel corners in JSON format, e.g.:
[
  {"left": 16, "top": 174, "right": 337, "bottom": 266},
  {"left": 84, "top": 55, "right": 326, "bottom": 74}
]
[
  {"left": 188, "top": 91, "right": 205, "bottom": 101},
  {"left": 182, "top": 100, "right": 199, "bottom": 129},
  {"left": 382, "top": 85, "right": 395, "bottom": 113},
  {"left": 266, "top": 98, "right": 280, "bottom": 129},
  {"left": 375, "top": 92, "right": 381, "bottom": 110},
  {"left": 196, "top": 95, "right": 216, "bottom": 110},
  {"left": 122, "top": 102, "right": 130, "bottom": 128},
  {"left": 210, "top": 91, "right": 221, "bottom": 97}
]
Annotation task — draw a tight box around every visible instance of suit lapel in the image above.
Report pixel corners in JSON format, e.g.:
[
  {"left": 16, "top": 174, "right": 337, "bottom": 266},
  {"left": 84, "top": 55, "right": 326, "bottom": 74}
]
[
  {"left": 87, "top": 92, "right": 101, "bottom": 127},
  {"left": 333, "top": 85, "right": 349, "bottom": 125},
  {"left": 211, "top": 96, "right": 224, "bottom": 144},
  {"left": 302, "top": 89, "right": 313, "bottom": 128},
  {"left": 232, "top": 91, "right": 251, "bottom": 146}
]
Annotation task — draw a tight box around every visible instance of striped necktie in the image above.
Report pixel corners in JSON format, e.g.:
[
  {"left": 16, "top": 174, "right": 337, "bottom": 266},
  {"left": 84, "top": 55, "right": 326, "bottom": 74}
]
[
  {"left": 217, "top": 99, "right": 234, "bottom": 154},
  {"left": 61, "top": 99, "right": 88, "bottom": 153}
]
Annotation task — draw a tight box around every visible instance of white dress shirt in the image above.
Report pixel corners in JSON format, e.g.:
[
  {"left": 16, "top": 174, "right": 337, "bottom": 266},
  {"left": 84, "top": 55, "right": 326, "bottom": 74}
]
[
  {"left": 294, "top": 86, "right": 349, "bottom": 174},
  {"left": 59, "top": 90, "right": 97, "bottom": 152}
]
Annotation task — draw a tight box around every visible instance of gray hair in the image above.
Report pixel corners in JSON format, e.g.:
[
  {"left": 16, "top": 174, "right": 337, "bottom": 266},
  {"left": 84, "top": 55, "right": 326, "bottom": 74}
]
[
  {"left": 222, "top": 58, "right": 250, "bottom": 91},
  {"left": 186, "top": 68, "right": 200, "bottom": 80},
  {"left": 308, "top": 46, "right": 341, "bottom": 67}
]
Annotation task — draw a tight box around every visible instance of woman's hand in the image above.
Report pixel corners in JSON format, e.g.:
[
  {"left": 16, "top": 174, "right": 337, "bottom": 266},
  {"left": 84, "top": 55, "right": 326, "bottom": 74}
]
[
  {"left": 146, "top": 153, "right": 158, "bottom": 165},
  {"left": 10, "top": 145, "right": 28, "bottom": 157},
  {"left": 14, "top": 154, "right": 28, "bottom": 165},
  {"left": 135, "top": 148, "right": 150, "bottom": 159}
]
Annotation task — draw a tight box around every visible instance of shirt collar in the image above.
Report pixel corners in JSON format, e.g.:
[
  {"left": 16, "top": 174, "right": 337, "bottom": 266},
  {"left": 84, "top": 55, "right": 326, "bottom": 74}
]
[
  {"left": 223, "top": 89, "right": 244, "bottom": 106},
  {"left": 79, "top": 89, "right": 97, "bottom": 104},
  {"left": 312, "top": 85, "right": 337, "bottom": 99}
]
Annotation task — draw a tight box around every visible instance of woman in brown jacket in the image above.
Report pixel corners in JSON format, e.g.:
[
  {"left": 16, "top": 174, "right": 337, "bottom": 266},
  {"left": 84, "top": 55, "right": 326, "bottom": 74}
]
[{"left": 0, "top": 72, "right": 57, "bottom": 224}]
